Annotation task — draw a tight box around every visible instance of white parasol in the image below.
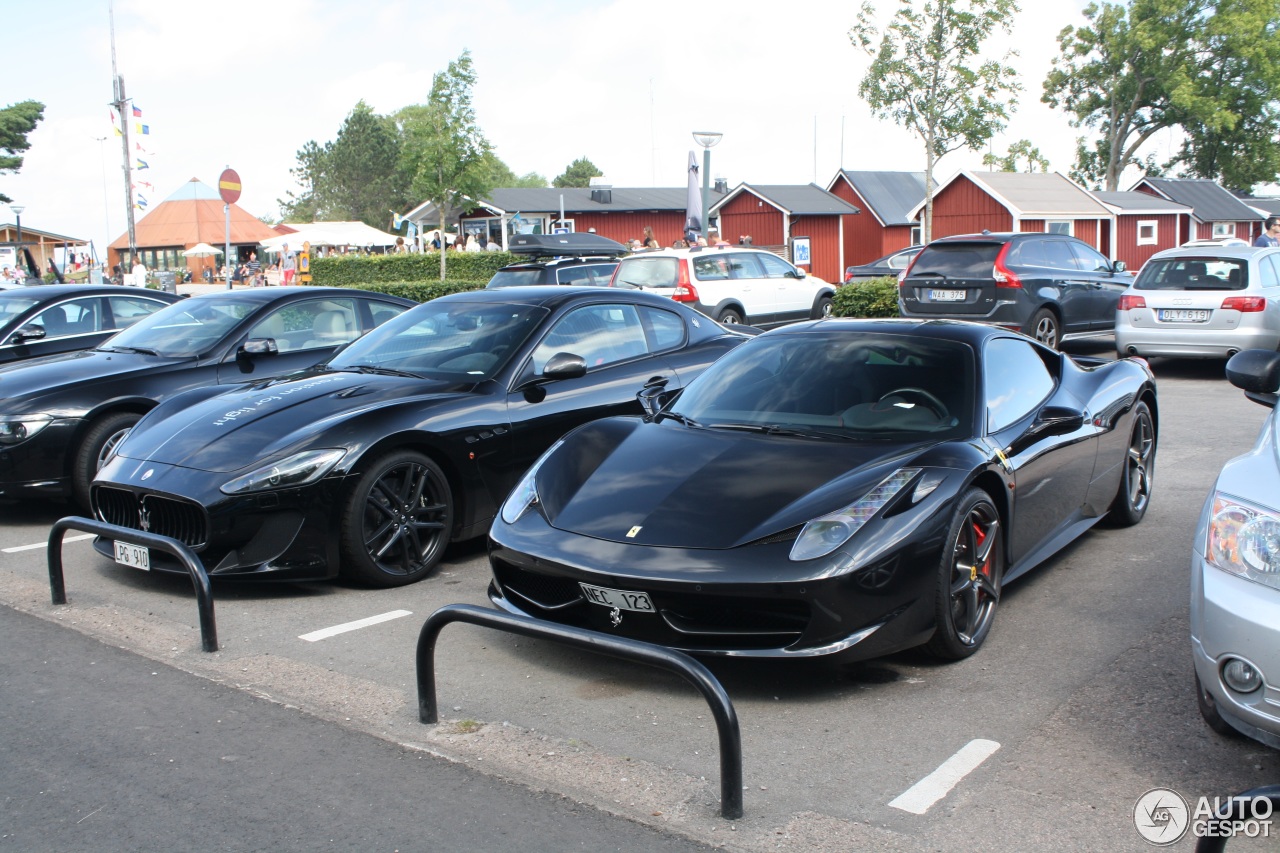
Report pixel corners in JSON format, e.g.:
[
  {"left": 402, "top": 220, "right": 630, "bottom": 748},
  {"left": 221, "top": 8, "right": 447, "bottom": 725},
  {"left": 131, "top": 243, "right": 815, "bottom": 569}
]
[{"left": 182, "top": 242, "right": 224, "bottom": 257}]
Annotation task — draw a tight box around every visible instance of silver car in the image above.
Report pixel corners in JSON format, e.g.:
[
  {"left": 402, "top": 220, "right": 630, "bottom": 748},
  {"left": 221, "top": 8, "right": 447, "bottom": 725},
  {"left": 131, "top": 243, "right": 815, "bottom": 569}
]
[
  {"left": 1115, "top": 245, "right": 1280, "bottom": 359},
  {"left": 1192, "top": 349, "right": 1280, "bottom": 749}
]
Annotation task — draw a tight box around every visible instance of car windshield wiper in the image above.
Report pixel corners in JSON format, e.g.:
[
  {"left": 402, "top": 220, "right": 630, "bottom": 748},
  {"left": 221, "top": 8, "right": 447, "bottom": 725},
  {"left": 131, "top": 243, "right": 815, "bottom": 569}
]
[
  {"left": 709, "top": 422, "right": 851, "bottom": 440},
  {"left": 337, "top": 364, "right": 423, "bottom": 379},
  {"left": 654, "top": 410, "right": 703, "bottom": 428},
  {"left": 98, "top": 345, "right": 160, "bottom": 356}
]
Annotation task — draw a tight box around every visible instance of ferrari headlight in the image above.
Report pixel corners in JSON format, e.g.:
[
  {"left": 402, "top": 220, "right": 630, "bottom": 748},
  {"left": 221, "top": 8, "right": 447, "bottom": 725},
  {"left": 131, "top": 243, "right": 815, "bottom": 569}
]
[
  {"left": 790, "top": 468, "right": 921, "bottom": 561},
  {"left": 220, "top": 448, "right": 346, "bottom": 495},
  {"left": 0, "top": 413, "right": 54, "bottom": 445},
  {"left": 501, "top": 440, "right": 563, "bottom": 525},
  {"left": 1206, "top": 492, "right": 1280, "bottom": 591}
]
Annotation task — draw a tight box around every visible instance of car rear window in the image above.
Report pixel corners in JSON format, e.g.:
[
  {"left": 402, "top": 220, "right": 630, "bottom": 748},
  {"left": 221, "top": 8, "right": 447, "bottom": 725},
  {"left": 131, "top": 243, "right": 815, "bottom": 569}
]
[
  {"left": 487, "top": 269, "right": 545, "bottom": 288},
  {"left": 908, "top": 243, "right": 1001, "bottom": 278},
  {"left": 1135, "top": 258, "right": 1248, "bottom": 291},
  {"left": 614, "top": 256, "right": 679, "bottom": 289}
]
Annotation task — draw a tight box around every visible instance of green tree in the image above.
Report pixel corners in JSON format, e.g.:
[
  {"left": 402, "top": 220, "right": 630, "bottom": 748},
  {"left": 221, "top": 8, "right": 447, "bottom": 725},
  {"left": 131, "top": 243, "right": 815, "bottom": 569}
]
[
  {"left": 0, "top": 100, "right": 45, "bottom": 204},
  {"left": 1043, "top": 0, "right": 1280, "bottom": 192},
  {"left": 982, "top": 139, "right": 1050, "bottom": 172},
  {"left": 278, "top": 103, "right": 406, "bottom": 227},
  {"left": 481, "top": 153, "right": 548, "bottom": 188},
  {"left": 553, "top": 157, "right": 602, "bottom": 188},
  {"left": 397, "top": 51, "right": 493, "bottom": 280},
  {"left": 851, "top": 0, "right": 1021, "bottom": 242},
  {"left": 1170, "top": 0, "right": 1280, "bottom": 192}
]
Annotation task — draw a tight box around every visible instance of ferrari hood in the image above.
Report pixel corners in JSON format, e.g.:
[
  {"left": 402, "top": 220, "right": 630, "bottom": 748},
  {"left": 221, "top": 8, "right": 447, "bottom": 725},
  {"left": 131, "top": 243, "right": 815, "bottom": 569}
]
[
  {"left": 543, "top": 419, "right": 932, "bottom": 549},
  {"left": 118, "top": 370, "right": 465, "bottom": 473}
]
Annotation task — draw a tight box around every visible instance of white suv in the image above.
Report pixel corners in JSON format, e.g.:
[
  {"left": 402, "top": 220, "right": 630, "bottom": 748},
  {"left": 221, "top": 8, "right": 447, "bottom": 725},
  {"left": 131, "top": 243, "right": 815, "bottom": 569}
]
[{"left": 608, "top": 247, "right": 835, "bottom": 328}]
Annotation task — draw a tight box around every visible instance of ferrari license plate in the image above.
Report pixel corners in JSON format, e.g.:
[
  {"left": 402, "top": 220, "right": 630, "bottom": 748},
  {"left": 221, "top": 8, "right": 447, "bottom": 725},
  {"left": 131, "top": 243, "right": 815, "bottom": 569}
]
[
  {"left": 579, "top": 583, "right": 654, "bottom": 612},
  {"left": 928, "top": 289, "right": 966, "bottom": 302},
  {"left": 1157, "top": 309, "right": 1210, "bottom": 323},
  {"left": 114, "top": 541, "right": 150, "bottom": 571}
]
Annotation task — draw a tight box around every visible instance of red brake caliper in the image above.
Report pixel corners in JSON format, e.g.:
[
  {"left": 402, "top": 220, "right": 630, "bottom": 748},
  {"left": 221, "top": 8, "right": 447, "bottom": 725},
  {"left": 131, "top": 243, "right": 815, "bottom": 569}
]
[{"left": 970, "top": 522, "right": 988, "bottom": 582}]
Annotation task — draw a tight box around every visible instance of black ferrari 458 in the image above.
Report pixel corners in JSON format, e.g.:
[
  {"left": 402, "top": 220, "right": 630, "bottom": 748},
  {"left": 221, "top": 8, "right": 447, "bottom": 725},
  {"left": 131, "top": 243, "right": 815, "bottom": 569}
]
[
  {"left": 90, "top": 287, "right": 751, "bottom": 586},
  {"left": 488, "top": 318, "right": 1158, "bottom": 662}
]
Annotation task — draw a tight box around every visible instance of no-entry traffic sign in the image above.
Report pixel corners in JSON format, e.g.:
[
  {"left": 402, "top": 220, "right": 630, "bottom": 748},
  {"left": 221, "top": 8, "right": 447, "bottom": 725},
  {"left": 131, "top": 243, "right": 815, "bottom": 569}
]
[{"left": 218, "top": 168, "right": 241, "bottom": 205}]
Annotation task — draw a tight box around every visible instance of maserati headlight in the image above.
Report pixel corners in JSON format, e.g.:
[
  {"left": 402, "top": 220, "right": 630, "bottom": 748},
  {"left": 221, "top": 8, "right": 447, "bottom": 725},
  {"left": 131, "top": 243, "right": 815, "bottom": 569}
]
[
  {"left": 0, "top": 413, "right": 54, "bottom": 445},
  {"left": 501, "top": 440, "right": 563, "bottom": 525},
  {"left": 1206, "top": 492, "right": 1280, "bottom": 591},
  {"left": 220, "top": 448, "right": 346, "bottom": 495},
  {"left": 790, "top": 468, "right": 921, "bottom": 561}
]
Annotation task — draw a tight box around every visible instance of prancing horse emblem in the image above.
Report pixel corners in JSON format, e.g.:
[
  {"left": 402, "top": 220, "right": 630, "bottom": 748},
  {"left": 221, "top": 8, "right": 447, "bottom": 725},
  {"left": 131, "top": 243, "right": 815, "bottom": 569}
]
[
  {"left": 609, "top": 607, "right": 622, "bottom": 627},
  {"left": 626, "top": 526, "right": 642, "bottom": 538}
]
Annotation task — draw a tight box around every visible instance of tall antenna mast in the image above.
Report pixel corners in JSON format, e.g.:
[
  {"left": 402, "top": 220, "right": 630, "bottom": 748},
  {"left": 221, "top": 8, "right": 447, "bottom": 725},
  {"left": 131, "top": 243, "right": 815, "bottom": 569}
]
[{"left": 109, "top": 0, "right": 137, "bottom": 264}]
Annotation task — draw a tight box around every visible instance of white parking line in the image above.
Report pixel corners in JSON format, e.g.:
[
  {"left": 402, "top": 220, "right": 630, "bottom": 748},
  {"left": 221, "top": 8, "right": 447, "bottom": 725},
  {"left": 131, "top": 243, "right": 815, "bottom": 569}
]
[
  {"left": 888, "top": 738, "right": 1001, "bottom": 815},
  {"left": 4, "top": 534, "right": 96, "bottom": 554},
  {"left": 298, "top": 610, "right": 413, "bottom": 642}
]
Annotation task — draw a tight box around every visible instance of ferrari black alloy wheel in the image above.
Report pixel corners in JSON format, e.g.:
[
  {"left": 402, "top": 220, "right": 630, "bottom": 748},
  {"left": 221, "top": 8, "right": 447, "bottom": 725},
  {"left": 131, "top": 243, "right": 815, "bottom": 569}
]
[
  {"left": 1106, "top": 401, "right": 1155, "bottom": 527},
  {"left": 926, "top": 488, "right": 1003, "bottom": 661},
  {"left": 73, "top": 411, "right": 141, "bottom": 511},
  {"left": 340, "top": 450, "right": 454, "bottom": 587}
]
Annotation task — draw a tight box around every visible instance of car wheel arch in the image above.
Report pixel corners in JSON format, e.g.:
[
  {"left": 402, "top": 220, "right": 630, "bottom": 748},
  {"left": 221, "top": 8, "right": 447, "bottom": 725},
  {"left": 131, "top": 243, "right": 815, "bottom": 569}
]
[
  {"left": 710, "top": 299, "right": 747, "bottom": 322},
  {"left": 342, "top": 432, "right": 467, "bottom": 538},
  {"left": 966, "top": 470, "right": 1010, "bottom": 562},
  {"left": 64, "top": 400, "right": 156, "bottom": 476}
]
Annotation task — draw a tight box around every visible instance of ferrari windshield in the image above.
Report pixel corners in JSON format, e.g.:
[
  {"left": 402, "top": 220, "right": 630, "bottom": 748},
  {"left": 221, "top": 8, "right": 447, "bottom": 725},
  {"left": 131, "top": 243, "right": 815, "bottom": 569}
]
[
  {"left": 672, "top": 332, "right": 976, "bottom": 439},
  {"left": 101, "top": 295, "right": 257, "bottom": 357},
  {"left": 328, "top": 300, "right": 548, "bottom": 379}
]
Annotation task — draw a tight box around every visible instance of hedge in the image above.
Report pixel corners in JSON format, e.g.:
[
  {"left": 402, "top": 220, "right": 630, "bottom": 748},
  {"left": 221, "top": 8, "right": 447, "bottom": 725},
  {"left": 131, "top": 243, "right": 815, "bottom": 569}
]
[
  {"left": 334, "top": 279, "right": 488, "bottom": 302},
  {"left": 310, "top": 251, "right": 517, "bottom": 286},
  {"left": 831, "top": 276, "right": 901, "bottom": 318}
]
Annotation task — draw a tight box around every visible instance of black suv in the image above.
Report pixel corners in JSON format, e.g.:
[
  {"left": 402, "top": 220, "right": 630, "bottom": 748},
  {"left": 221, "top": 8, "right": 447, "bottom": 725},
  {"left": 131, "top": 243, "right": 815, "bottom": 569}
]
[
  {"left": 486, "top": 232, "right": 627, "bottom": 288},
  {"left": 897, "top": 232, "right": 1132, "bottom": 348}
]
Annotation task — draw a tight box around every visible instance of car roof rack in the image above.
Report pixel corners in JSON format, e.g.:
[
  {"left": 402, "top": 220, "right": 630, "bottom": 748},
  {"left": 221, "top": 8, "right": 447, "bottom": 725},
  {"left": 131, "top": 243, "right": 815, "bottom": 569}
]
[{"left": 507, "top": 232, "right": 628, "bottom": 258}]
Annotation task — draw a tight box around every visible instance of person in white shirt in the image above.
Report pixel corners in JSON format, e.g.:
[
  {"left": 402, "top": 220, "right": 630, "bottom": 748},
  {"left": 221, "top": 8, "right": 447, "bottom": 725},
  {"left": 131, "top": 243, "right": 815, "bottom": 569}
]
[{"left": 131, "top": 259, "right": 147, "bottom": 287}]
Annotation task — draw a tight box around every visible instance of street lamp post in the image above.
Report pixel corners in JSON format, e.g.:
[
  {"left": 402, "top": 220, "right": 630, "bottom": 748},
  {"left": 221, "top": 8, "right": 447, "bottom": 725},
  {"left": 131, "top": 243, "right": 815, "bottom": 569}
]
[
  {"left": 692, "top": 132, "right": 722, "bottom": 240},
  {"left": 10, "top": 204, "right": 25, "bottom": 279}
]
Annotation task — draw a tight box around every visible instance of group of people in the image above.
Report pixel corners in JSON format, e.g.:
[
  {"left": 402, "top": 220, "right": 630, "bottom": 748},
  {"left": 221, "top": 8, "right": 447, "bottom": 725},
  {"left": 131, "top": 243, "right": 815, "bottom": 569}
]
[
  {"left": 627, "top": 226, "right": 745, "bottom": 251},
  {"left": 217, "top": 246, "right": 298, "bottom": 287}
]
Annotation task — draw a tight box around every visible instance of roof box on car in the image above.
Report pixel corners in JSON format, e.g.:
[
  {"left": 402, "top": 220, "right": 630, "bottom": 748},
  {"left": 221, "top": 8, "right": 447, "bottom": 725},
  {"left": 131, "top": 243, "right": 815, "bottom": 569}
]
[{"left": 507, "top": 232, "right": 627, "bottom": 257}]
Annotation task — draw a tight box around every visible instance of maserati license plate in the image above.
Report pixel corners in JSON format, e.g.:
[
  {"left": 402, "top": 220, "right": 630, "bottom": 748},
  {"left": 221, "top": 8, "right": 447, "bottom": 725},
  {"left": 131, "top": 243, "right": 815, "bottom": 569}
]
[
  {"left": 579, "top": 583, "right": 654, "bottom": 612},
  {"left": 929, "top": 289, "right": 966, "bottom": 302},
  {"left": 114, "top": 541, "right": 150, "bottom": 571},
  {"left": 1157, "top": 309, "right": 1210, "bottom": 323}
]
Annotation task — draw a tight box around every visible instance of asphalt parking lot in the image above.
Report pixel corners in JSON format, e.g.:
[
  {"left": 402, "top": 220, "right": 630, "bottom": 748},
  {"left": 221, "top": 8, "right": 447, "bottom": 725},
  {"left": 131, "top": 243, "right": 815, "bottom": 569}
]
[{"left": 2, "top": 341, "right": 1277, "bottom": 852}]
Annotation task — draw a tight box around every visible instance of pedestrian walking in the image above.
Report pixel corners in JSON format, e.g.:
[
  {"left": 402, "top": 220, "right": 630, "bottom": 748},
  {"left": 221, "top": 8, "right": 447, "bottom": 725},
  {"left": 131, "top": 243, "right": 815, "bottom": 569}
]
[
  {"left": 246, "top": 251, "right": 262, "bottom": 286},
  {"left": 280, "top": 244, "right": 296, "bottom": 285}
]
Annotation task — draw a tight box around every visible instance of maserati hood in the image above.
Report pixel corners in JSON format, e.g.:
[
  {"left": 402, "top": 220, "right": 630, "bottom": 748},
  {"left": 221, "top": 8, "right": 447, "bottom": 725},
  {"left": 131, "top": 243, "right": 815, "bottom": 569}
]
[
  {"left": 543, "top": 419, "right": 932, "bottom": 549},
  {"left": 117, "top": 370, "right": 466, "bottom": 473},
  {"left": 0, "top": 349, "right": 188, "bottom": 403}
]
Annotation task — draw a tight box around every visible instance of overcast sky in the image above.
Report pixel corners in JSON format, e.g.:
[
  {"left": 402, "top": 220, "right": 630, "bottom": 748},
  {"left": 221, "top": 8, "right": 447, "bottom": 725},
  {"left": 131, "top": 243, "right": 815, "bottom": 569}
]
[{"left": 9, "top": 0, "right": 1190, "bottom": 256}]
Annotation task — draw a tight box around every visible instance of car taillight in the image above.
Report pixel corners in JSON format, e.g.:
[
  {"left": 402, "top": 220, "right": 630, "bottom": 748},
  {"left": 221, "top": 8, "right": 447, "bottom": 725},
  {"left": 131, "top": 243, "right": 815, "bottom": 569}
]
[
  {"left": 844, "top": 270, "right": 853, "bottom": 283},
  {"left": 672, "top": 260, "right": 699, "bottom": 302},
  {"left": 1117, "top": 295, "right": 1147, "bottom": 311},
  {"left": 1222, "top": 296, "right": 1265, "bottom": 313},
  {"left": 993, "top": 243, "right": 1022, "bottom": 289}
]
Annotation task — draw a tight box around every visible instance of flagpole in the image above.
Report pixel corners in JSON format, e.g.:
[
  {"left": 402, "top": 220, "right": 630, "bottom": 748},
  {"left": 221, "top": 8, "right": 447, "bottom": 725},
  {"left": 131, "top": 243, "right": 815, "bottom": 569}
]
[{"left": 109, "top": 1, "right": 137, "bottom": 268}]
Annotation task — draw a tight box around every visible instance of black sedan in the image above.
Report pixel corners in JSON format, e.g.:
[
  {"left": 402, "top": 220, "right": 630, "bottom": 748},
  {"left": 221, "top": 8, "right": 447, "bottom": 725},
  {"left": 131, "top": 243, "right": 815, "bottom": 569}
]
[
  {"left": 844, "top": 247, "right": 920, "bottom": 283},
  {"left": 0, "top": 284, "right": 181, "bottom": 364},
  {"left": 90, "top": 287, "right": 751, "bottom": 587},
  {"left": 0, "top": 287, "right": 414, "bottom": 508},
  {"left": 488, "top": 319, "right": 1158, "bottom": 661}
]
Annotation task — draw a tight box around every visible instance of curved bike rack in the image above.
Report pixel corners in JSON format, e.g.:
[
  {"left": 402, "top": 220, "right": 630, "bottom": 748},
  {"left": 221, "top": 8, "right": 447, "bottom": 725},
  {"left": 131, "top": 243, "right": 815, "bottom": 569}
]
[
  {"left": 416, "top": 603, "right": 744, "bottom": 819},
  {"left": 47, "top": 516, "right": 218, "bottom": 653}
]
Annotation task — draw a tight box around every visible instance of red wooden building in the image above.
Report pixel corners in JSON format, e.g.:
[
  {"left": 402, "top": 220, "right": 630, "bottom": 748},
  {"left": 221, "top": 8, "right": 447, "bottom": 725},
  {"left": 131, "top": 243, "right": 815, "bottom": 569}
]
[
  {"left": 1130, "top": 178, "right": 1264, "bottom": 244},
  {"left": 710, "top": 184, "right": 859, "bottom": 284},
  {"left": 826, "top": 170, "right": 924, "bottom": 265},
  {"left": 1093, "top": 191, "right": 1192, "bottom": 269},
  {"left": 915, "top": 171, "right": 1116, "bottom": 256},
  {"left": 410, "top": 186, "right": 727, "bottom": 251}
]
